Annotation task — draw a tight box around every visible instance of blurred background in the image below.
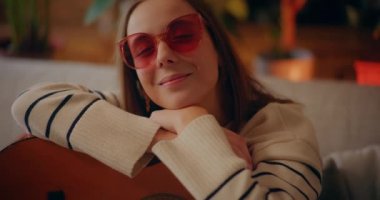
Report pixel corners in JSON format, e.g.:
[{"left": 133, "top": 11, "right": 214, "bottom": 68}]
[{"left": 0, "top": 0, "right": 379, "bottom": 84}]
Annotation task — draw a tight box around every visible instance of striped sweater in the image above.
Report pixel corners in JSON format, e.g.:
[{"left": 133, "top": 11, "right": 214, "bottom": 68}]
[{"left": 11, "top": 82, "right": 322, "bottom": 199}]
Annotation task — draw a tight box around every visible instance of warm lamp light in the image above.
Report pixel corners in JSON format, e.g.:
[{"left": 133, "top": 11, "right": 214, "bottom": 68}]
[{"left": 355, "top": 61, "right": 380, "bottom": 86}]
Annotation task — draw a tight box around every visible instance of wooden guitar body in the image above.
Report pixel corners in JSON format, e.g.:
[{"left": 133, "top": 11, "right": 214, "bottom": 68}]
[{"left": 0, "top": 137, "right": 192, "bottom": 199}]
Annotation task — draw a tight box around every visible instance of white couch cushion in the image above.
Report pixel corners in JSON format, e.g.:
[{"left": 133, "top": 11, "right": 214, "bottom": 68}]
[
  {"left": 320, "top": 145, "right": 380, "bottom": 200},
  {"left": 258, "top": 76, "right": 380, "bottom": 157}
]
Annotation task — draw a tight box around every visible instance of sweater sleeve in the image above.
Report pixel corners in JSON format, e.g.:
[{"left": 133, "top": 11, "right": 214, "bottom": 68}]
[
  {"left": 152, "top": 103, "right": 322, "bottom": 199},
  {"left": 11, "top": 82, "right": 160, "bottom": 177}
]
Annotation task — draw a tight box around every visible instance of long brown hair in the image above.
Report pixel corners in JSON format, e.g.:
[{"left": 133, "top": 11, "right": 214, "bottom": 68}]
[{"left": 116, "top": 0, "right": 291, "bottom": 131}]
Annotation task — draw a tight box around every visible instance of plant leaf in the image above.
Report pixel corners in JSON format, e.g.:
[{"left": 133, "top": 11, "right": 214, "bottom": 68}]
[
  {"left": 84, "top": 0, "right": 116, "bottom": 25},
  {"left": 225, "top": 0, "right": 248, "bottom": 21}
]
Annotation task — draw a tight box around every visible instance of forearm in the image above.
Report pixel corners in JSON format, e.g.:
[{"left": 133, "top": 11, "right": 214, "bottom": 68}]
[
  {"left": 11, "top": 82, "right": 160, "bottom": 177},
  {"left": 152, "top": 115, "right": 322, "bottom": 199}
]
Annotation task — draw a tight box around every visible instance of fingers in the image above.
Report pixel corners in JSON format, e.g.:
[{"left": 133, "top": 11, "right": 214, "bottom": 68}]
[
  {"left": 150, "top": 110, "right": 177, "bottom": 132},
  {"left": 147, "top": 129, "right": 177, "bottom": 152},
  {"left": 224, "top": 129, "right": 253, "bottom": 170},
  {"left": 231, "top": 144, "right": 252, "bottom": 170}
]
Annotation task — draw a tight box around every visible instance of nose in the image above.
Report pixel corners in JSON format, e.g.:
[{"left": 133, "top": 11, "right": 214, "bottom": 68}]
[{"left": 156, "top": 41, "right": 178, "bottom": 68}]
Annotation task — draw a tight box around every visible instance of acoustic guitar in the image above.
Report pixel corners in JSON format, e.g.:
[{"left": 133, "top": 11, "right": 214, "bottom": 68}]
[{"left": 0, "top": 137, "right": 193, "bottom": 200}]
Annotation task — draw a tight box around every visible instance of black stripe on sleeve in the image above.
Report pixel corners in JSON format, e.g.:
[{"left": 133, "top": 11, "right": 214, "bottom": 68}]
[
  {"left": 94, "top": 90, "right": 107, "bottom": 100},
  {"left": 302, "top": 162, "right": 322, "bottom": 183},
  {"left": 45, "top": 94, "right": 73, "bottom": 138},
  {"left": 66, "top": 98, "right": 100, "bottom": 149},
  {"left": 24, "top": 90, "right": 70, "bottom": 134},
  {"left": 89, "top": 89, "right": 107, "bottom": 101},
  {"left": 205, "top": 168, "right": 245, "bottom": 200},
  {"left": 261, "top": 160, "right": 319, "bottom": 197},
  {"left": 252, "top": 172, "right": 309, "bottom": 200},
  {"left": 265, "top": 188, "right": 295, "bottom": 200},
  {"left": 238, "top": 181, "right": 258, "bottom": 200},
  {"left": 252, "top": 172, "right": 273, "bottom": 179}
]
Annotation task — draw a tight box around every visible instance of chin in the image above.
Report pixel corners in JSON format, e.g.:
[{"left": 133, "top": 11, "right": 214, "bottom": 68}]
[
  {"left": 160, "top": 101, "right": 195, "bottom": 110},
  {"left": 156, "top": 96, "right": 200, "bottom": 110}
]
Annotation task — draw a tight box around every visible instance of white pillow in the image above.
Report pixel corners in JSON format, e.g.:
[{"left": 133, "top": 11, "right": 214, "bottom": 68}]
[{"left": 320, "top": 145, "right": 380, "bottom": 200}]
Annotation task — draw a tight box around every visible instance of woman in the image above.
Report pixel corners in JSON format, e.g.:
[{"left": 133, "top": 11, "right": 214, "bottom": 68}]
[{"left": 11, "top": 0, "right": 322, "bottom": 199}]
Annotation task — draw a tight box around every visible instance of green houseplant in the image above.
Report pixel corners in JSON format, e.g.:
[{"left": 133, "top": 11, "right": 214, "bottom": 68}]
[
  {"left": 250, "top": 0, "right": 315, "bottom": 81},
  {"left": 205, "top": 0, "right": 314, "bottom": 82},
  {"left": 203, "top": 0, "right": 249, "bottom": 33},
  {"left": 3, "top": 0, "right": 51, "bottom": 57},
  {"left": 84, "top": 0, "right": 249, "bottom": 29},
  {"left": 84, "top": 0, "right": 118, "bottom": 25}
]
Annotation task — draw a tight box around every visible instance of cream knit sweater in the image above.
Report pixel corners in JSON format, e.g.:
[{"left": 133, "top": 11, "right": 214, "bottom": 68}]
[{"left": 11, "top": 82, "right": 322, "bottom": 200}]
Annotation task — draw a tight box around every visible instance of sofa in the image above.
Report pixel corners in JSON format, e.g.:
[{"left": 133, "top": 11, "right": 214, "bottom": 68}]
[{"left": 1, "top": 57, "right": 379, "bottom": 199}]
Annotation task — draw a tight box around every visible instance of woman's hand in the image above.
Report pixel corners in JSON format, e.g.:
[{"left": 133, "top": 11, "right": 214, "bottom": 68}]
[
  {"left": 150, "top": 106, "right": 208, "bottom": 133},
  {"left": 149, "top": 107, "right": 252, "bottom": 169},
  {"left": 224, "top": 129, "right": 253, "bottom": 170},
  {"left": 147, "top": 129, "right": 176, "bottom": 153}
]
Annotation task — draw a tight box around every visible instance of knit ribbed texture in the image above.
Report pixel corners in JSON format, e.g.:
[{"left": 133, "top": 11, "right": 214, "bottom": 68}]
[
  {"left": 11, "top": 83, "right": 323, "bottom": 199},
  {"left": 11, "top": 83, "right": 160, "bottom": 177},
  {"left": 152, "top": 104, "right": 322, "bottom": 199},
  {"left": 70, "top": 101, "right": 159, "bottom": 177},
  {"left": 240, "top": 103, "right": 322, "bottom": 171},
  {"left": 153, "top": 115, "right": 246, "bottom": 199}
]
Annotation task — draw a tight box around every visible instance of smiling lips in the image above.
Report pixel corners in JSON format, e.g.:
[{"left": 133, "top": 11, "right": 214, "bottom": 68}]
[{"left": 159, "top": 73, "right": 192, "bottom": 86}]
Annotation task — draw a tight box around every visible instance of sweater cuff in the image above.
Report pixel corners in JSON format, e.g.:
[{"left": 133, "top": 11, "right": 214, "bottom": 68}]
[
  {"left": 70, "top": 101, "right": 160, "bottom": 177},
  {"left": 152, "top": 115, "right": 245, "bottom": 198}
]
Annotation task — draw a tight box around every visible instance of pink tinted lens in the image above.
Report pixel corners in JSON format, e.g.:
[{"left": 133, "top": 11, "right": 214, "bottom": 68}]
[
  {"left": 122, "top": 14, "right": 202, "bottom": 69},
  {"left": 166, "top": 15, "right": 202, "bottom": 52},
  {"left": 127, "top": 34, "right": 156, "bottom": 68}
]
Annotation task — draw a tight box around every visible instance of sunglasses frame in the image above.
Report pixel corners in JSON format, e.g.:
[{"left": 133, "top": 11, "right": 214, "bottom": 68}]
[{"left": 119, "top": 13, "right": 204, "bottom": 69}]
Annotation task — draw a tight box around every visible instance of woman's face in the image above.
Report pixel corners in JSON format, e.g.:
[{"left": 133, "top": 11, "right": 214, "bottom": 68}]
[{"left": 127, "top": 0, "right": 219, "bottom": 110}]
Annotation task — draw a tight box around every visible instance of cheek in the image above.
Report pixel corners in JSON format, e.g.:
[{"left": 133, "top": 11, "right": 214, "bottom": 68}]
[
  {"left": 196, "top": 37, "right": 219, "bottom": 82},
  {"left": 136, "top": 69, "right": 156, "bottom": 95},
  {"left": 200, "top": 60, "right": 219, "bottom": 89}
]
